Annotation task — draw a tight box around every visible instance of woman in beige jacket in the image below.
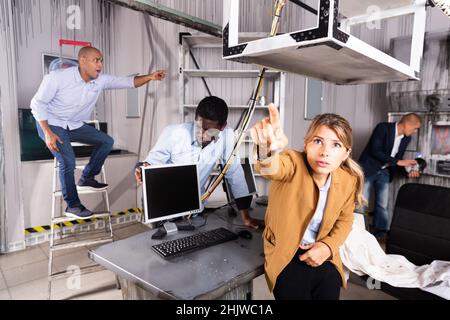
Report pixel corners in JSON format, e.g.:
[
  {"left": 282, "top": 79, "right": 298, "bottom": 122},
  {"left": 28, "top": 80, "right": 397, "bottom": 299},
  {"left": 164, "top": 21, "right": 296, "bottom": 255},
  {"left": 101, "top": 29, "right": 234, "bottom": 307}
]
[{"left": 251, "top": 104, "right": 365, "bottom": 300}]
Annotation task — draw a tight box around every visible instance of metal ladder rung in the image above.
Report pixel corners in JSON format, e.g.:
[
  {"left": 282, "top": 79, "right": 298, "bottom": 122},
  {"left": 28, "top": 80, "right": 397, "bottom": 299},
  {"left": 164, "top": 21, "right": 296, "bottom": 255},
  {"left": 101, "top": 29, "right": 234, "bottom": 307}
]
[
  {"left": 70, "top": 142, "right": 92, "bottom": 147},
  {"left": 54, "top": 165, "right": 87, "bottom": 171},
  {"left": 49, "top": 264, "right": 106, "bottom": 281},
  {"left": 50, "top": 237, "right": 113, "bottom": 252},
  {"left": 51, "top": 212, "right": 111, "bottom": 224},
  {"left": 53, "top": 188, "right": 108, "bottom": 197}
]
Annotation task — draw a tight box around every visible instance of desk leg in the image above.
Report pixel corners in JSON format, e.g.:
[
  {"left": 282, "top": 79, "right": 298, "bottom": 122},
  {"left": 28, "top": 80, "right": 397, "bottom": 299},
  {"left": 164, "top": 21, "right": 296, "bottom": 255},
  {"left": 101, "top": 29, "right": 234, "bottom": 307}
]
[
  {"left": 219, "top": 282, "right": 253, "bottom": 300},
  {"left": 118, "top": 277, "right": 253, "bottom": 300},
  {"left": 118, "top": 278, "right": 162, "bottom": 300}
]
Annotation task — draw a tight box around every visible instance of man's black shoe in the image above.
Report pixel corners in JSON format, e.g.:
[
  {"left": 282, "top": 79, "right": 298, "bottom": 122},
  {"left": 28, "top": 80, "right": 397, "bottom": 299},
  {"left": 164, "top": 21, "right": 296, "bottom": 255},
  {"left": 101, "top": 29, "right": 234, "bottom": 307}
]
[
  {"left": 77, "top": 177, "right": 108, "bottom": 191},
  {"left": 65, "top": 205, "right": 94, "bottom": 219}
]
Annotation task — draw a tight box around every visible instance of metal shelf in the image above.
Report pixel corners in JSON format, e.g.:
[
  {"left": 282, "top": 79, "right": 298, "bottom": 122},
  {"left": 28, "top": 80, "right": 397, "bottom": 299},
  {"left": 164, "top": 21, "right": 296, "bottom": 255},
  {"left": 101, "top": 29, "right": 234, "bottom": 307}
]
[
  {"left": 226, "top": 37, "right": 420, "bottom": 84},
  {"left": 179, "top": 33, "right": 286, "bottom": 188},
  {"left": 180, "top": 34, "right": 286, "bottom": 126},
  {"left": 223, "top": 0, "right": 426, "bottom": 85}
]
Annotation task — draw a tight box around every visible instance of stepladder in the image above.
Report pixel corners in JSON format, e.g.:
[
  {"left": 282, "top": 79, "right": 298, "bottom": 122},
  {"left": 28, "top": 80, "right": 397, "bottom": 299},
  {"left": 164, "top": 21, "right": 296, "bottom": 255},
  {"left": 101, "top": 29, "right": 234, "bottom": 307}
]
[{"left": 47, "top": 120, "right": 120, "bottom": 300}]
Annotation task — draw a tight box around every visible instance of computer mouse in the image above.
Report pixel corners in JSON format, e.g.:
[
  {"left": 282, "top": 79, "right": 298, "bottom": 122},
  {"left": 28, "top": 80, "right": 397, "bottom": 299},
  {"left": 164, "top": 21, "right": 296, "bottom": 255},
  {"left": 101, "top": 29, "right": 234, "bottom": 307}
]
[{"left": 238, "top": 230, "right": 253, "bottom": 240}]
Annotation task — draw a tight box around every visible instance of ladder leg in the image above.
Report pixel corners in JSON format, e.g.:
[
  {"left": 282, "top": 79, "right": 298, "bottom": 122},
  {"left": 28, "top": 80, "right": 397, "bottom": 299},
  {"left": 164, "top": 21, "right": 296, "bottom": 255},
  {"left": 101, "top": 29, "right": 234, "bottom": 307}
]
[
  {"left": 108, "top": 213, "right": 113, "bottom": 238},
  {"left": 60, "top": 198, "right": 65, "bottom": 239},
  {"left": 104, "top": 196, "right": 110, "bottom": 235},
  {"left": 102, "top": 166, "right": 113, "bottom": 238},
  {"left": 48, "top": 223, "right": 55, "bottom": 300},
  {"left": 115, "top": 275, "right": 121, "bottom": 290},
  {"left": 47, "top": 277, "right": 52, "bottom": 300},
  {"left": 48, "top": 158, "right": 58, "bottom": 300},
  {"left": 47, "top": 247, "right": 54, "bottom": 300}
]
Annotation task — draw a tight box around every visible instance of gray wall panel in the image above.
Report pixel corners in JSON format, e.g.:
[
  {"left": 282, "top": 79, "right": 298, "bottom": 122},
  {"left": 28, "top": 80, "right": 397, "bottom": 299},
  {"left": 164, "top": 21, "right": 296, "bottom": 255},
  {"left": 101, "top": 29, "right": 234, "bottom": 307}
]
[{"left": 2, "top": 0, "right": 450, "bottom": 239}]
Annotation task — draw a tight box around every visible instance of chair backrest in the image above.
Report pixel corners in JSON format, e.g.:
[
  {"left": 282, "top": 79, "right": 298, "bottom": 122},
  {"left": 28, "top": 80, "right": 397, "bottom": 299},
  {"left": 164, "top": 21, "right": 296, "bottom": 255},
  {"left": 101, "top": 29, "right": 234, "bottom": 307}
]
[{"left": 387, "top": 183, "right": 450, "bottom": 266}]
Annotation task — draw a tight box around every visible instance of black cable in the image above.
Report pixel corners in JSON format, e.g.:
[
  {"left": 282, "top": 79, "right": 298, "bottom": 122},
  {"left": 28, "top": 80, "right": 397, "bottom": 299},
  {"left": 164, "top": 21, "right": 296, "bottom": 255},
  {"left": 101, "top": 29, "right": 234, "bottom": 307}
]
[
  {"left": 234, "top": 91, "right": 256, "bottom": 131},
  {"left": 189, "top": 50, "right": 213, "bottom": 96}
]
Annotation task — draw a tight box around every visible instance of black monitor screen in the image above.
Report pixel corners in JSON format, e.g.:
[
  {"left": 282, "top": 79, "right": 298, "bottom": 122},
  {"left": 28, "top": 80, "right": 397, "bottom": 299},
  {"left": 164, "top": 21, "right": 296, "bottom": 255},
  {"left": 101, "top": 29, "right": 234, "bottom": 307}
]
[
  {"left": 241, "top": 158, "right": 257, "bottom": 195},
  {"left": 225, "top": 158, "right": 257, "bottom": 199},
  {"left": 143, "top": 164, "right": 201, "bottom": 224}
]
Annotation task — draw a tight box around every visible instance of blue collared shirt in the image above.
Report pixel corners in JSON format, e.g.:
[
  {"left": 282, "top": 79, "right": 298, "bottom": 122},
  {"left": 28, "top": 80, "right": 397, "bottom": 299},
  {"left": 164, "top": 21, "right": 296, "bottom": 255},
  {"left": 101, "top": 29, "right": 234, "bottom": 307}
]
[
  {"left": 301, "top": 174, "right": 332, "bottom": 246},
  {"left": 30, "top": 66, "right": 135, "bottom": 130},
  {"left": 144, "top": 122, "right": 251, "bottom": 202}
]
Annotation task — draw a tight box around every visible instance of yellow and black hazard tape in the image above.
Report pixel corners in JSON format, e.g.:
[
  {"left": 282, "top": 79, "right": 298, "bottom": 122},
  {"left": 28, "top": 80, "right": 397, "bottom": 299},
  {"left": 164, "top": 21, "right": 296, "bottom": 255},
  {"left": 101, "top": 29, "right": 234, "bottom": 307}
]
[{"left": 25, "top": 207, "right": 143, "bottom": 235}]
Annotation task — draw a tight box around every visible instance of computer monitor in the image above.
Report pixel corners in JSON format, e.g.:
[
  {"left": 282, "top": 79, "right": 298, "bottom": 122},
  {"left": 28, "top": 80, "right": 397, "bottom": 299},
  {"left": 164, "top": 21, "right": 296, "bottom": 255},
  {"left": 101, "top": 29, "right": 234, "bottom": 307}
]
[
  {"left": 211, "top": 157, "right": 258, "bottom": 216},
  {"left": 142, "top": 163, "right": 202, "bottom": 237},
  {"left": 226, "top": 157, "right": 258, "bottom": 199},
  {"left": 241, "top": 157, "right": 258, "bottom": 195},
  {"left": 204, "top": 157, "right": 258, "bottom": 210}
]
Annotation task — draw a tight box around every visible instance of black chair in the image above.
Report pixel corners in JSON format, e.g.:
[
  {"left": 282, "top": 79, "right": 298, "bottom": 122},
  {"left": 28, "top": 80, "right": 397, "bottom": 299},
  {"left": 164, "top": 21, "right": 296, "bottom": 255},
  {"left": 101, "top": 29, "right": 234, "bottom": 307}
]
[{"left": 381, "top": 183, "right": 450, "bottom": 300}]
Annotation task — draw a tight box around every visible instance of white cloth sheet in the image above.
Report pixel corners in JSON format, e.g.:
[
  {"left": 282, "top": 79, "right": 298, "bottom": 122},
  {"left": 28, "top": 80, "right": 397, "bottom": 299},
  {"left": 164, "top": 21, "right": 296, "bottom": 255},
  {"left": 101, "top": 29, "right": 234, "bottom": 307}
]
[{"left": 340, "top": 214, "right": 450, "bottom": 299}]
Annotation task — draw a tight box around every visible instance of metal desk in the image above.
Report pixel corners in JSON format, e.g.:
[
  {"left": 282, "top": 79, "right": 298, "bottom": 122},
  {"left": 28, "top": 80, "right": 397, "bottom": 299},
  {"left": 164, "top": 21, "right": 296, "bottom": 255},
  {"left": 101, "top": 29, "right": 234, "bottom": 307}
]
[{"left": 88, "top": 206, "right": 266, "bottom": 300}]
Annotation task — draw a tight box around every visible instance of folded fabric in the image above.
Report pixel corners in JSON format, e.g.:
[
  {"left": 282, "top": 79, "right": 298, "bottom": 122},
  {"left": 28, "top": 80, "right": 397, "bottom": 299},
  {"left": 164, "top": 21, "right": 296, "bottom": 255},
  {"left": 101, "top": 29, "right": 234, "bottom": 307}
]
[{"left": 340, "top": 215, "right": 450, "bottom": 300}]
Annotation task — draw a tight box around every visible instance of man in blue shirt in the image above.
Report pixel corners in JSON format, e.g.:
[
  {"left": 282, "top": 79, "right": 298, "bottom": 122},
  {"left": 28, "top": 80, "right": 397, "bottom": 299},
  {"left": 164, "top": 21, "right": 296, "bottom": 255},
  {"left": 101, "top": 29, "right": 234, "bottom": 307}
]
[
  {"left": 31, "top": 46, "right": 166, "bottom": 218},
  {"left": 135, "top": 96, "right": 263, "bottom": 229}
]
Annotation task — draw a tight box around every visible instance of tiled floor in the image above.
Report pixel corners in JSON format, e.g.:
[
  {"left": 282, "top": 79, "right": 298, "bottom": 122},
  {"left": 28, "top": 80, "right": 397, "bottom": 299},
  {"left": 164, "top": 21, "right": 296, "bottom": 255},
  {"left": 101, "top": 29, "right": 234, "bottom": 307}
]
[{"left": 0, "top": 222, "right": 396, "bottom": 300}]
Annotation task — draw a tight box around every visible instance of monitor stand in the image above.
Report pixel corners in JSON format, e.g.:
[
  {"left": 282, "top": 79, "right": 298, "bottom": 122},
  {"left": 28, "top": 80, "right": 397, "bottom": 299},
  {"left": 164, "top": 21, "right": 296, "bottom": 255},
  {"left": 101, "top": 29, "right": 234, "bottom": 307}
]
[{"left": 151, "top": 221, "right": 195, "bottom": 240}]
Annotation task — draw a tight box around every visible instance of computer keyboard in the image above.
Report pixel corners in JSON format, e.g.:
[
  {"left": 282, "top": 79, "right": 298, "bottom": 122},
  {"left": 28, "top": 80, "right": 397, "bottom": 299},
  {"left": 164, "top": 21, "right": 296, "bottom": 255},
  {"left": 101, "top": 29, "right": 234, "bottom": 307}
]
[{"left": 152, "top": 227, "right": 238, "bottom": 259}]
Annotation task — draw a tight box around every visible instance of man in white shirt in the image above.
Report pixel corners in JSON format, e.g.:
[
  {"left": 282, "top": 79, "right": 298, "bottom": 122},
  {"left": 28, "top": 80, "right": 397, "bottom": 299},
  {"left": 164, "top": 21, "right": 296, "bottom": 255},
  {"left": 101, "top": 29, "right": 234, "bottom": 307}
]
[
  {"left": 358, "top": 113, "right": 422, "bottom": 242},
  {"left": 134, "top": 96, "right": 263, "bottom": 229},
  {"left": 31, "top": 46, "right": 166, "bottom": 218}
]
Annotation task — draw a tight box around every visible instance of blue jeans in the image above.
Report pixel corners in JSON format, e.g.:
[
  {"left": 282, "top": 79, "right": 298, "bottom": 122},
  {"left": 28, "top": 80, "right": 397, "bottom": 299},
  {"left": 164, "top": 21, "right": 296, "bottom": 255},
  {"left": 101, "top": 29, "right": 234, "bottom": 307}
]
[
  {"left": 363, "top": 169, "right": 390, "bottom": 232},
  {"left": 37, "top": 123, "right": 114, "bottom": 208}
]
